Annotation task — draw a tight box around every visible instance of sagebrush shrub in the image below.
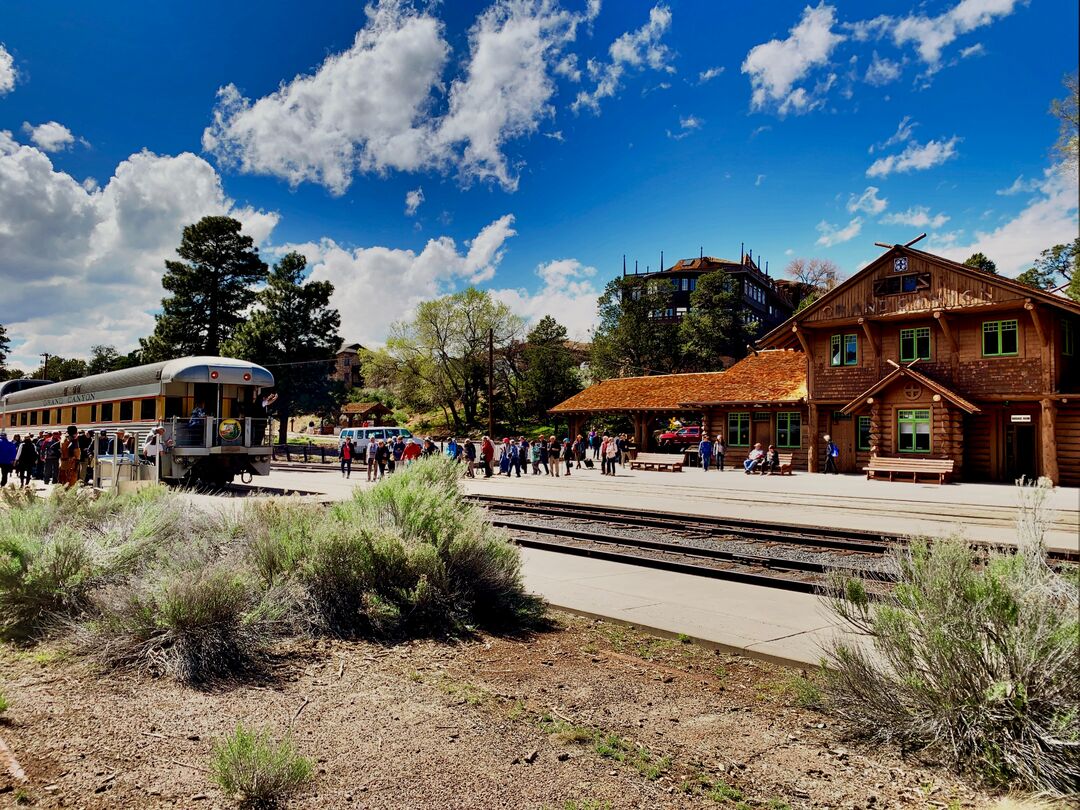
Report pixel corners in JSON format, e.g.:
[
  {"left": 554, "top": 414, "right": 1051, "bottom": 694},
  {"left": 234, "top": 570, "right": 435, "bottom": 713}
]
[
  {"left": 823, "top": 482, "right": 1080, "bottom": 794},
  {"left": 210, "top": 724, "right": 312, "bottom": 806}
]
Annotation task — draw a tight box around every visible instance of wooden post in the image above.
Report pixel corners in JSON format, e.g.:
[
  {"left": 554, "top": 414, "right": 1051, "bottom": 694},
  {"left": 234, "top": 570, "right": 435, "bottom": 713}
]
[
  {"left": 807, "top": 403, "right": 819, "bottom": 472},
  {"left": 1040, "top": 398, "right": 1059, "bottom": 485},
  {"left": 858, "top": 318, "right": 879, "bottom": 363}
]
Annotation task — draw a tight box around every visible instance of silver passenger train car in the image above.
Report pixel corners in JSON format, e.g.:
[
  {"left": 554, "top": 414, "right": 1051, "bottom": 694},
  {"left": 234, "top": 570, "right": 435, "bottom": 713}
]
[{"left": 0, "top": 356, "right": 274, "bottom": 484}]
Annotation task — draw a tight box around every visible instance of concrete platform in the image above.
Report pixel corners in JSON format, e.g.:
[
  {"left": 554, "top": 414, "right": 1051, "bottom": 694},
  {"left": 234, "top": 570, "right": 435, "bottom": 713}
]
[{"left": 521, "top": 546, "right": 841, "bottom": 667}]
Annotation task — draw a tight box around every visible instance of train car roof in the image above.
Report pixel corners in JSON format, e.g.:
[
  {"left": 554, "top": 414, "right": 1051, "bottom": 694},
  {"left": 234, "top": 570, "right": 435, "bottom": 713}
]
[
  {"left": 2, "top": 356, "right": 274, "bottom": 405},
  {"left": 0, "top": 378, "right": 54, "bottom": 398}
]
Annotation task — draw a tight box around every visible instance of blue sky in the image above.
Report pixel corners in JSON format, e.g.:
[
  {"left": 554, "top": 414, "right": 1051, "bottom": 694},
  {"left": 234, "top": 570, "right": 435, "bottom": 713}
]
[{"left": 1, "top": 0, "right": 1077, "bottom": 368}]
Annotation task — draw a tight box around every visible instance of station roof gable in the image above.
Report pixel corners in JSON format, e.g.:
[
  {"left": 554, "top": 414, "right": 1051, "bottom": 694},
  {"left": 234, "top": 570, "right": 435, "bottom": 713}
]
[
  {"left": 839, "top": 361, "right": 979, "bottom": 416},
  {"left": 759, "top": 245, "right": 1080, "bottom": 348}
]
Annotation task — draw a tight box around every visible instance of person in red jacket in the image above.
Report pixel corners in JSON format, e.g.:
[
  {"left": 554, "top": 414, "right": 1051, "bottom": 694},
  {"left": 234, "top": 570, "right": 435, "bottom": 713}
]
[{"left": 480, "top": 435, "right": 495, "bottom": 478}]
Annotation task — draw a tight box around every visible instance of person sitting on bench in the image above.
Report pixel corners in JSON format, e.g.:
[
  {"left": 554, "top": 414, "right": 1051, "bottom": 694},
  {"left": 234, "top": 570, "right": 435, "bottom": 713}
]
[
  {"left": 743, "top": 442, "right": 765, "bottom": 474},
  {"left": 760, "top": 444, "right": 781, "bottom": 475}
]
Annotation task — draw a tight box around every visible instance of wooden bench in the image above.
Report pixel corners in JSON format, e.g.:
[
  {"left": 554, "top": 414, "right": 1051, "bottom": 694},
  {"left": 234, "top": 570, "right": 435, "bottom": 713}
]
[
  {"left": 864, "top": 456, "right": 954, "bottom": 484},
  {"left": 750, "top": 452, "right": 794, "bottom": 475},
  {"left": 630, "top": 452, "right": 683, "bottom": 472}
]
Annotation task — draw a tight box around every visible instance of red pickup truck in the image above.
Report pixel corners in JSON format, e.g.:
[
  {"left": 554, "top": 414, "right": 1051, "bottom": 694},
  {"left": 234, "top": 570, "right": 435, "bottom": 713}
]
[{"left": 656, "top": 426, "right": 702, "bottom": 446}]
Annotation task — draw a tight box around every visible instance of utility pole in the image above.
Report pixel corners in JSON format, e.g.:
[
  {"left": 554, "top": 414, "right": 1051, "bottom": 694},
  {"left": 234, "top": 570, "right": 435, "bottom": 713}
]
[
  {"left": 487, "top": 328, "right": 495, "bottom": 438},
  {"left": 40, "top": 353, "right": 51, "bottom": 380}
]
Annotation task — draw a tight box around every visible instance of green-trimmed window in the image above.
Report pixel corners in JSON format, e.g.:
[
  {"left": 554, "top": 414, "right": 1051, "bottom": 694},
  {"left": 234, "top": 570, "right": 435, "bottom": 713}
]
[
  {"left": 776, "top": 412, "right": 802, "bottom": 448},
  {"left": 727, "top": 412, "right": 750, "bottom": 447},
  {"left": 982, "top": 320, "right": 1018, "bottom": 357},
  {"left": 1064, "top": 320, "right": 1075, "bottom": 356},
  {"left": 899, "top": 327, "right": 931, "bottom": 362},
  {"left": 857, "top": 416, "right": 872, "bottom": 451},
  {"left": 897, "top": 409, "right": 931, "bottom": 453},
  {"left": 830, "top": 334, "right": 858, "bottom": 366}
]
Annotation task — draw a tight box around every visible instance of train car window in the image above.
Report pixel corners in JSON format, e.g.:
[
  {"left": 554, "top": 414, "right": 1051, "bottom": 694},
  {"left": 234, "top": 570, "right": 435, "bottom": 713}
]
[
  {"left": 69, "top": 407, "right": 77, "bottom": 423},
  {"left": 164, "top": 397, "right": 184, "bottom": 418},
  {"left": 119, "top": 400, "right": 134, "bottom": 421},
  {"left": 55, "top": 409, "right": 63, "bottom": 424},
  {"left": 141, "top": 399, "right": 156, "bottom": 420},
  {"left": 30, "top": 410, "right": 38, "bottom": 426},
  {"left": 100, "top": 402, "right": 114, "bottom": 422},
  {"left": 42, "top": 409, "right": 51, "bottom": 425},
  {"left": 20, "top": 412, "right": 28, "bottom": 426},
  {"left": 91, "top": 403, "right": 98, "bottom": 422}
]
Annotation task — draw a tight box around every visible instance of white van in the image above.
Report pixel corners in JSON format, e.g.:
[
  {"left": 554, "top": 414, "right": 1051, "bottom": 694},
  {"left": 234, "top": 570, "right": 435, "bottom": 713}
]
[{"left": 339, "top": 426, "right": 414, "bottom": 454}]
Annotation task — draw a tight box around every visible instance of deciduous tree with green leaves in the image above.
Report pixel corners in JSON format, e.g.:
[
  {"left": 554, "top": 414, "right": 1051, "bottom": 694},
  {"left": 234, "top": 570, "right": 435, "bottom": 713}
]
[
  {"left": 520, "top": 316, "right": 581, "bottom": 418},
  {"left": 589, "top": 276, "right": 680, "bottom": 379},
  {"left": 679, "top": 272, "right": 756, "bottom": 370},
  {"left": 224, "top": 252, "right": 342, "bottom": 444},
  {"left": 1015, "top": 239, "right": 1078, "bottom": 294},
  {"left": 140, "top": 216, "right": 268, "bottom": 361},
  {"left": 364, "top": 288, "right": 522, "bottom": 432},
  {"left": 963, "top": 252, "right": 998, "bottom": 275}
]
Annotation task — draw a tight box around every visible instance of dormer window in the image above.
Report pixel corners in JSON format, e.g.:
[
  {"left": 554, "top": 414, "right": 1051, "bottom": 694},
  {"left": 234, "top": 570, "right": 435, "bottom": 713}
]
[{"left": 830, "top": 334, "right": 858, "bottom": 366}]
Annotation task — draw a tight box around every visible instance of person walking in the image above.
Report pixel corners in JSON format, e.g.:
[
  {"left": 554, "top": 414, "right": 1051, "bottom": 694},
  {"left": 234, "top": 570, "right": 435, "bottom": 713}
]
[
  {"left": 366, "top": 439, "right": 379, "bottom": 482},
  {"left": 530, "top": 440, "right": 541, "bottom": 475},
  {"left": 715, "top": 434, "right": 727, "bottom": 471},
  {"left": 618, "top": 433, "right": 630, "bottom": 467},
  {"left": 463, "top": 437, "right": 476, "bottom": 478},
  {"left": 604, "top": 434, "right": 619, "bottom": 475},
  {"left": 824, "top": 434, "right": 839, "bottom": 474},
  {"left": 548, "top": 436, "right": 560, "bottom": 477},
  {"left": 481, "top": 435, "right": 495, "bottom": 478},
  {"left": 58, "top": 426, "right": 81, "bottom": 488},
  {"left": 15, "top": 435, "right": 38, "bottom": 488},
  {"left": 403, "top": 437, "right": 423, "bottom": 467},
  {"left": 698, "top": 435, "right": 713, "bottom": 472},
  {"left": 562, "top": 439, "right": 573, "bottom": 476},
  {"left": 0, "top": 431, "right": 16, "bottom": 487},
  {"left": 43, "top": 432, "right": 62, "bottom": 485},
  {"left": 340, "top": 438, "right": 353, "bottom": 478},
  {"left": 599, "top": 435, "right": 609, "bottom": 475},
  {"left": 574, "top": 434, "right": 586, "bottom": 469}
]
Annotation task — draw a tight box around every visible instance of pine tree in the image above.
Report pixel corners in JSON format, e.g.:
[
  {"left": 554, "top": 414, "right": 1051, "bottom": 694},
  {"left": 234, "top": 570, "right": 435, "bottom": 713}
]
[
  {"left": 141, "top": 216, "right": 268, "bottom": 360},
  {"left": 520, "top": 316, "right": 581, "bottom": 418},
  {"left": 224, "top": 252, "right": 342, "bottom": 443},
  {"left": 963, "top": 252, "right": 998, "bottom": 275},
  {"left": 679, "top": 272, "right": 756, "bottom": 370},
  {"left": 0, "top": 322, "right": 10, "bottom": 381},
  {"left": 589, "top": 276, "right": 680, "bottom": 379}
]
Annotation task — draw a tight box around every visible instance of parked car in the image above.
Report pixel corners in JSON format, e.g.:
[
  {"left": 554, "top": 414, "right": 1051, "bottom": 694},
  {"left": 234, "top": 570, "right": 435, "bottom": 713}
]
[
  {"left": 656, "top": 425, "right": 702, "bottom": 447},
  {"left": 338, "top": 426, "right": 413, "bottom": 453}
]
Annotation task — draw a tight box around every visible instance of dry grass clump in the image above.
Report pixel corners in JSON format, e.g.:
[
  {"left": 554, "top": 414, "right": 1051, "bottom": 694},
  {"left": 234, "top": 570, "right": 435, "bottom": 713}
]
[
  {"left": 823, "top": 480, "right": 1080, "bottom": 794},
  {"left": 210, "top": 724, "right": 312, "bottom": 807}
]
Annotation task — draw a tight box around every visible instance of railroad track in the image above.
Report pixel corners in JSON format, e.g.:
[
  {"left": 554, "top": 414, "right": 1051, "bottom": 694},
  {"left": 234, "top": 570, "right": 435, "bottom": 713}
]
[{"left": 470, "top": 495, "right": 1078, "bottom": 596}]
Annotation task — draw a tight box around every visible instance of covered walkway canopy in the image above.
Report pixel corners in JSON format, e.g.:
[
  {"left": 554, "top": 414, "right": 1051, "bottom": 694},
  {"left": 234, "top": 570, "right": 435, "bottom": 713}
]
[{"left": 549, "top": 350, "right": 807, "bottom": 448}]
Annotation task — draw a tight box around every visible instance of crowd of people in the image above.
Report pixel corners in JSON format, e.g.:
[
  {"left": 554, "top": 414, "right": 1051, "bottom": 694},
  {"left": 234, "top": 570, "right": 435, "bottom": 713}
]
[{"left": 0, "top": 426, "right": 167, "bottom": 489}]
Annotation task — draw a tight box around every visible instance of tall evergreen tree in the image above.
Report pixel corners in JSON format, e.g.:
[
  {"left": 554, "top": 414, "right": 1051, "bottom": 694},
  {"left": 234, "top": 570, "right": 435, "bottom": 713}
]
[
  {"left": 679, "top": 272, "right": 756, "bottom": 370},
  {"left": 0, "top": 322, "right": 10, "bottom": 381},
  {"left": 963, "top": 252, "right": 998, "bottom": 275},
  {"left": 141, "top": 216, "right": 268, "bottom": 360},
  {"left": 520, "top": 316, "right": 581, "bottom": 418},
  {"left": 224, "top": 252, "right": 342, "bottom": 443},
  {"left": 589, "top": 276, "right": 680, "bottom": 379}
]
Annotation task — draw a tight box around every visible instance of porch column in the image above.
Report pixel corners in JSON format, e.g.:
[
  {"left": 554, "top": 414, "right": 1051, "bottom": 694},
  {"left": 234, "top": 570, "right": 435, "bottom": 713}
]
[
  {"left": 807, "top": 403, "right": 819, "bottom": 472},
  {"left": 1040, "top": 398, "right": 1059, "bottom": 485}
]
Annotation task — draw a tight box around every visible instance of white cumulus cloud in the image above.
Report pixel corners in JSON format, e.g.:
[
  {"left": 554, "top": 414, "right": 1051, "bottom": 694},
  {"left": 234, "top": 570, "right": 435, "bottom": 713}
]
[
  {"left": 0, "top": 44, "right": 15, "bottom": 95},
  {"left": 864, "top": 51, "right": 902, "bottom": 85},
  {"left": 867, "top": 135, "right": 959, "bottom": 177},
  {"left": 288, "top": 215, "right": 518, "bottom": 346},
  {"left": 490, "top": 258, "right": 599, "bottom": 339},
  {"left": 941, "top": 167, "right": 1079, "bottom": 275},
  {"left": 890, "top": 0, "right": 1019, "bottom": 68},
  {"left": 741, "top": 3, "right": 844, "bottom": 115},
  {"left": 816, "top": 216, "right": 862, "bottom": 247},
  {"left": 698, "top": 65, "right": 724, "bottom": 83},
  {"left": 995, "top": 174, "right": 1040, "bottom": 196},
  {"left": 847, "top": 186, "right": 888, "bottom": 215},
  {"left": 572, "top": 4, "right": 674, "bottom": 113},
  {"left": 21, "top": 121, "right": 77, "bottom": 152},
  {"left": 404, "top": 187, "right": 424, "bottom": 216},
  {"left": 880, "top": 205, "right": 949, "bottom": 229},
  {"left": 0, "top": 133, "right": 277, "bottom": 369}
]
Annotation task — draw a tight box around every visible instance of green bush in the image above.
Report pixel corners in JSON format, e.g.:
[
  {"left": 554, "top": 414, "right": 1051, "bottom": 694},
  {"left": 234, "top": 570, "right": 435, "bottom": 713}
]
[
  {"left": 0, "top": 689, "right": 9, "bottom": 714},
  {"left": 210, "top": 724, "right": 312, "bottom": 806},
  {"left": 823, "top": 482, "right": 1080, "bottom": 794},
  {"left": 84, "top": 567, "right": 271, "bottom": 684}
]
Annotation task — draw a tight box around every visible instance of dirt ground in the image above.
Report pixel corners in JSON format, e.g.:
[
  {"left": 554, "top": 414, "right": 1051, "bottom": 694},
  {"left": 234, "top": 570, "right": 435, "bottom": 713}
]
[{"left": 1, "top": 612, "right": 997, "bottom": 809}]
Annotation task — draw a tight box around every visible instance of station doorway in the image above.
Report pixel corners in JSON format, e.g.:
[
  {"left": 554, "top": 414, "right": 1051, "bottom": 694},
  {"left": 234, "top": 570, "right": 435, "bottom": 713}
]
[{"left": 1004, "top": 421, "right": 1037, "bottom": 481}]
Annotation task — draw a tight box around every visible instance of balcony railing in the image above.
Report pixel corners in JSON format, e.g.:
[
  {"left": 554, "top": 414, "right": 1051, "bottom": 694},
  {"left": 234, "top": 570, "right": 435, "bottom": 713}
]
[{"left": 168, "top": 417, "right": 270, "bottom": 449}]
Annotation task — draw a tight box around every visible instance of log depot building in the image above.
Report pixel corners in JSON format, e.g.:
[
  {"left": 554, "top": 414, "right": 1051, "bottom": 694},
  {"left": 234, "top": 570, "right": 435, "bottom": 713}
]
[
  {"left": 755, "top": 244, "right": 1079, "bottom": 485},
  {"left": 555, "top": 244, "right": 1080, "bottom": 486}
]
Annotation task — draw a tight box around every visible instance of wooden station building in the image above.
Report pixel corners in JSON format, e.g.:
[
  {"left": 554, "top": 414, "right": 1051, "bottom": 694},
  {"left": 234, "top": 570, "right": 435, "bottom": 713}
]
[
  {"left": 553, "top": 243, "right": 1079, "bottom": 485},
  {"left": 756, "top": 244, "right": 1080, "bottom": 485}
]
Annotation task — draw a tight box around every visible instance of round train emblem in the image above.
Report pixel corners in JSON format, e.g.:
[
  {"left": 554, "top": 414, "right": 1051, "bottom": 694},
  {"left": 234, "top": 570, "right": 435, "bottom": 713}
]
[{"left": 218, "top": 418, "right": 242, "bottom": 441}]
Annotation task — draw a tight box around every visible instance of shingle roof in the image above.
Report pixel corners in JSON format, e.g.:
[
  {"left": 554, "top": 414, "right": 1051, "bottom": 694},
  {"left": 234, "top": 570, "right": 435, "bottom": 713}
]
[
  {"left": 341, "top": 401, "right": 393, "bottom": 415},
  {"left": 679, "top": 349, "right": 807, "bottom": 406},
  {"left": 549, "top": 350, "right": 806, "bottom": 414}
]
